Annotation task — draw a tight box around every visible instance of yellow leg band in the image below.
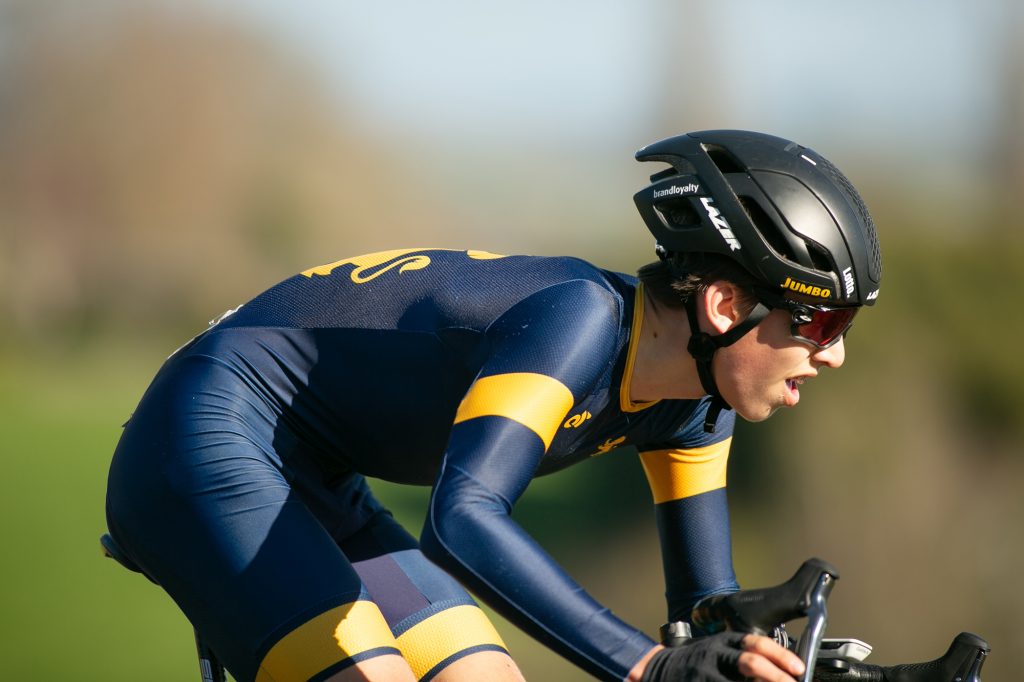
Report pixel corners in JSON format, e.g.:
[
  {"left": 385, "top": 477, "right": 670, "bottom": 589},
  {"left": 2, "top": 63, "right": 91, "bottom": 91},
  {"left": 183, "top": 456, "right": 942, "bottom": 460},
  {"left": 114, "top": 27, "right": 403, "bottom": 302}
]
[
  {"left": 256, "top": 600, "right": 398, "bottom": 682},
  {"left": 396, "top": 605, "right": 508, "bottom": 679}
]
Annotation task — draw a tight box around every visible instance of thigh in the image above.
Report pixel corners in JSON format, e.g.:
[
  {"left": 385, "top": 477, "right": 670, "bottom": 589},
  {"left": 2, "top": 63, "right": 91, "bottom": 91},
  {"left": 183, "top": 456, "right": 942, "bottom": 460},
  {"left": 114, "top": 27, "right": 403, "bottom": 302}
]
[
  {"left": 106, "top": 363, "right": 402, "bottom": 682},
  {"left": 107, "top": 358, "right": 519, "bottom": 681},
  {"left": 340, "top": 512, "right": 520, "bottom": 681}
]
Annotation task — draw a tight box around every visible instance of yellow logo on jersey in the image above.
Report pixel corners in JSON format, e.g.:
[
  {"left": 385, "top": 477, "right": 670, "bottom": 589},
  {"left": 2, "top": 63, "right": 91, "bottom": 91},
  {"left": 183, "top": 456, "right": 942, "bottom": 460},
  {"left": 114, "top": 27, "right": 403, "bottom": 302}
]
[
  {"left": 302, "top": 249, "right": 506, "bottom": 283},
  {"left": 593, "top": 436, "right": 626, "bottom": 456},
  {"left": 563, "top": 411, "right": 591, "bottom": 429}
]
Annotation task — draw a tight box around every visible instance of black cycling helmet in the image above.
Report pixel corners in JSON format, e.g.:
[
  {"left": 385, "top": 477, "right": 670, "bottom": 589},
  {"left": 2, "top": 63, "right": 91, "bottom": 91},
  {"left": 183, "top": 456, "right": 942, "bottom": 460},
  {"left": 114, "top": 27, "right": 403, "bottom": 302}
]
[{"left": 633, "top": 130, "right": 882, "bottom": 430}]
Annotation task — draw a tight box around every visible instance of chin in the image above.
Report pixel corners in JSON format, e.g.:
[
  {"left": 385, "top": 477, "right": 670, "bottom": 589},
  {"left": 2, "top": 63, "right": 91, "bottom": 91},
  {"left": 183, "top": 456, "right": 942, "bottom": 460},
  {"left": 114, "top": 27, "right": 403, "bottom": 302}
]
[
  {"left": 729, "top": 393, "right": 782, "bottom": 419},
  {"left": 731, "top": 402, "right": 776, "bottom": 423}
]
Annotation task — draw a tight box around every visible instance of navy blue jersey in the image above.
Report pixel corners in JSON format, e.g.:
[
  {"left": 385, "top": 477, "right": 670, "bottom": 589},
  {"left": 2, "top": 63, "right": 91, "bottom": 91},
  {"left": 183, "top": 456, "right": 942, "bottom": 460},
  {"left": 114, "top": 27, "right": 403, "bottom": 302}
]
[{"left": 156, "top": 248, "right": 738, "bottom": 680}]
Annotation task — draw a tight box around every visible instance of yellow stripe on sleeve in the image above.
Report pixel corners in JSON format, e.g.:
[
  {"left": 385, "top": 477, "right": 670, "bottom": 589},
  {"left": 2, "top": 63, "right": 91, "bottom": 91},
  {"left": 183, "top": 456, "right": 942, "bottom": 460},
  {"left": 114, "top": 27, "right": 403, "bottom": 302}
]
[
  {"left": 453, "top": 373, "right": 575, "bottom": 451},
  {"left": 395, "top": 604, "right": 507, "bottom": 679},
  {"left": 638, "top": 437, "right": 732, "bottom": 504},
  {"left": 255, "top": 600, "right": 397, "bottom": 682}
]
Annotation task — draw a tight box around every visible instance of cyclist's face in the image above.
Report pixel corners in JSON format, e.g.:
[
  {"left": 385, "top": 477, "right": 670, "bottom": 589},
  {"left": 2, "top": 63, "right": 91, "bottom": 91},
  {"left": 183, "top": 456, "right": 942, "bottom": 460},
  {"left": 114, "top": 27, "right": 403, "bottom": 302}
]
[{"left": 715, "top": 308, "right": 846, "bottom": 422}]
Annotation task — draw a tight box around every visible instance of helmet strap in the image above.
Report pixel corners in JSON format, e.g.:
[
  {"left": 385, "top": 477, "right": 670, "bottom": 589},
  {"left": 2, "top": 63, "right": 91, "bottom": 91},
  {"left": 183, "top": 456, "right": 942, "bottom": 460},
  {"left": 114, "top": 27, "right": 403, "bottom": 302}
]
[{"left": 684, "top": 295, "right": 772, "bottom": 432}]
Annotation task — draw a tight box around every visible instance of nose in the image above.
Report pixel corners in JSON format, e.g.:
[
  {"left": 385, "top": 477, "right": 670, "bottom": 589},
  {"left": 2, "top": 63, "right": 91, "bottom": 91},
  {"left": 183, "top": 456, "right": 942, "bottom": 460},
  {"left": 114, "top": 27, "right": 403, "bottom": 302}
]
[{"left": 813, "top": 335, "right": 846, "bottom": 369}]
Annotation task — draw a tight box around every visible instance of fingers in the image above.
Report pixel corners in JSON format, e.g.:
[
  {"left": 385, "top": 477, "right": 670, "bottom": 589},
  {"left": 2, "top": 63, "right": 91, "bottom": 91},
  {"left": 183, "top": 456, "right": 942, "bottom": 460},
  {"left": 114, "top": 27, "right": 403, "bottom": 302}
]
[{"left": 735, "top": 634, "right": 805, "bottom": 682}]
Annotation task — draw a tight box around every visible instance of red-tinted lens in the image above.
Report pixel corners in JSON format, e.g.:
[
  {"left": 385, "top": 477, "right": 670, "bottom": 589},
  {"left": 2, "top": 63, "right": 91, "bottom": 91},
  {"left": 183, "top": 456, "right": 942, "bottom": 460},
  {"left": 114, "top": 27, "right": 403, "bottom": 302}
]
[{"left": 796, "top": 307, "right": 858, "bottom": 348}]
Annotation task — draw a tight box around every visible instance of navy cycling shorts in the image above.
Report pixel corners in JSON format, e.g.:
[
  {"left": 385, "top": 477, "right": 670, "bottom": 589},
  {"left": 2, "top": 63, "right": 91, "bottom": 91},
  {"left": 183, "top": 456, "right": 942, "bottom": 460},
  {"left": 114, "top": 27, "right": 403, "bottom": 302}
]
[{"left": 105, "top": 355, "right": 508, "bottom": 682}]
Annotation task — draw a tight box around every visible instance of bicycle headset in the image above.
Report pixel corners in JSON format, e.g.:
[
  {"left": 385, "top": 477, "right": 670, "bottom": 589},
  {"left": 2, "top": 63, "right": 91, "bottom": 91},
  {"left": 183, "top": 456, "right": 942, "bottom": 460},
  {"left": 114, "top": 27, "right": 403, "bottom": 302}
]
[{"left": 632, "top": 130, "right": 882, "bottom": 432}]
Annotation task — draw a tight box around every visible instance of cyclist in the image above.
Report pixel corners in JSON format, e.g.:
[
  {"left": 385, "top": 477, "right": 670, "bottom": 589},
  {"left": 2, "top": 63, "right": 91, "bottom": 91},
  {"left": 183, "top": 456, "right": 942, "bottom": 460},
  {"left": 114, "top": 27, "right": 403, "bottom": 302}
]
[{"left": 105, "top": 129, "right": 881, "bottom": 682}]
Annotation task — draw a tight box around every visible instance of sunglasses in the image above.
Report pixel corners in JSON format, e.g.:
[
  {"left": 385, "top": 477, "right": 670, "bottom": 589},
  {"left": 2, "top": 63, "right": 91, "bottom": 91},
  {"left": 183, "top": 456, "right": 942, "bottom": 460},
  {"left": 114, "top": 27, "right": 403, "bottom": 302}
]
[
  {"left": 755, "top": 290, "right": 858, "bottom": 350},
  {"left": 786, "top": 304, "right": 857, "bottom": 349}
]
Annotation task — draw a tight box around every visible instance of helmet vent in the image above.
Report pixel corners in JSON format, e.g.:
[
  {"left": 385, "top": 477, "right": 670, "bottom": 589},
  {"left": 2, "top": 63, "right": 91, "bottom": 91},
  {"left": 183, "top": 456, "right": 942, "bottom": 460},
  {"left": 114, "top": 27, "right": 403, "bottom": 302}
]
[
  {"left": 702, "top": 144, "right": 745, "bottom": 174},
  {"left": 656, "top": 198, "right": 702, "bottom": 230},
  {"left": 817, "top": 155, "right": 882, "bottom": 282},
  {"left": 739, "top": 196, "right": 796, "bottom": 263},
  {"left": 806, "top": 242, "right": 833, "bottom": 272},
  {"left": 649, "top": 167, "right": 678, "bottom": 183}
]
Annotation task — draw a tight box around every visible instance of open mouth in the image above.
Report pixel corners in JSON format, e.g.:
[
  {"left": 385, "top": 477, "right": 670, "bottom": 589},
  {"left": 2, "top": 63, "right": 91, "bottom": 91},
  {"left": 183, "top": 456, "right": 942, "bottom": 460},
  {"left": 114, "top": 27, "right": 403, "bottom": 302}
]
[{"left": 785, "top": 378, "right": 803, "bottom": 405}]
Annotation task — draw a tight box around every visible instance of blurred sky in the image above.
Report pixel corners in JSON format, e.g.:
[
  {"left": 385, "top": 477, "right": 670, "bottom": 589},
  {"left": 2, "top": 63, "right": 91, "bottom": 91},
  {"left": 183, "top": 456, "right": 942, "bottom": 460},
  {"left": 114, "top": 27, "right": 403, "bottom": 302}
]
[{"left": 198, "top": 0, "right": 1013, "bottom": 168}]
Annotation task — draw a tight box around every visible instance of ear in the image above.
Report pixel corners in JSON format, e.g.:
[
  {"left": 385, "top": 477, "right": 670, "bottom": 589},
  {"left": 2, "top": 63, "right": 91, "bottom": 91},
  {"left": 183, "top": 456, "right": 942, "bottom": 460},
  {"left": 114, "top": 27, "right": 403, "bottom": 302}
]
[{"left": 699, "top": 280, "right": 745, "bottom": 334}]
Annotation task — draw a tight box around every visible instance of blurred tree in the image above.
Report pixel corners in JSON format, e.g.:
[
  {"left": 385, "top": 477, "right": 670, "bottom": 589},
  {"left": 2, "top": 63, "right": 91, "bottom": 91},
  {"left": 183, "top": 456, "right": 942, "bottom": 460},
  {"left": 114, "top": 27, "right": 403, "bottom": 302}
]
[
  {"left": 993, "top": 0, "right": 1024, "bottom": 206},
  {"left": 0, "top": 1, "right": 453, "bottom": 340}
]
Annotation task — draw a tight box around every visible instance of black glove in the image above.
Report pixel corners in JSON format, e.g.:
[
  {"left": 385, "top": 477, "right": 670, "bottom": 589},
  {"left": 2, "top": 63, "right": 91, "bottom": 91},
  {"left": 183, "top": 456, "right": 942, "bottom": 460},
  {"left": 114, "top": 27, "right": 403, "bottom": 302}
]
[{"left": 640, "top": 632, "right": 747, "bottom": 682}]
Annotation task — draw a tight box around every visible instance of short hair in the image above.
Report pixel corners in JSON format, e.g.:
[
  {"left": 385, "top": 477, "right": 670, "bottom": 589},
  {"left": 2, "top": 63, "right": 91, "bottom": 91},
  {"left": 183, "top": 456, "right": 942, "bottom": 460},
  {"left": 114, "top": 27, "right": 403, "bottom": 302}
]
[{"left": 637, "top": 253, "right": 759, "bottom": 311}]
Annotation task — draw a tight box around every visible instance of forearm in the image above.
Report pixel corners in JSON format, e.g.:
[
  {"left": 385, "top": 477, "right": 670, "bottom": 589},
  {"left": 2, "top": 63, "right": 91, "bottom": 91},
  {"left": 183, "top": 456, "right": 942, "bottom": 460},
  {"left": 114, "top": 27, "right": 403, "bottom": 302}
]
[
  {"left": 422, "top": 461, "right": 656, "bottom": 681},
  {"left": 654, "top": 488, "right": 739, "bottom": 622}
]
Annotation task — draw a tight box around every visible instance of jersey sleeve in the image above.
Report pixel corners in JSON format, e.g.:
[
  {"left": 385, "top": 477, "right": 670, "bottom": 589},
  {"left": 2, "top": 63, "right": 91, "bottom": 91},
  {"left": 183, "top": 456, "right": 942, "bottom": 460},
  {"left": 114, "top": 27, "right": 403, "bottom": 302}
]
[
  {"left": 638, "top": 404, "right": 739, "bottom": 624},
  {"left": 419, "top": 279, "right": 656, "bottom": 682}
]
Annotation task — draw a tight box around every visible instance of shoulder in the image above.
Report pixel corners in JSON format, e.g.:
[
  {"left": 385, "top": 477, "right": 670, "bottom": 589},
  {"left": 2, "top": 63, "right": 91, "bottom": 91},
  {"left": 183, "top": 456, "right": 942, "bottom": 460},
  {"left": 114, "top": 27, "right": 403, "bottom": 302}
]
[
  {"left": 487, "top": 276, "right": 629, "bottom": 342},
  {"left": 480, "top": 276, "right": 634, "bottom": 398},
  {"left": 492, "top": 255, "right": 634, "bottom": 316}
]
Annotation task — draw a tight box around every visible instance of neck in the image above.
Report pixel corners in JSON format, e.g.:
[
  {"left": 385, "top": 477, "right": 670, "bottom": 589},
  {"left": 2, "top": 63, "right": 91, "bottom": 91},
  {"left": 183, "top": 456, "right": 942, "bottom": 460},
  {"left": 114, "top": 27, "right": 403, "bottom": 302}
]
[{"left": 630, "top": 286, "right": 706, "bottom": 402}]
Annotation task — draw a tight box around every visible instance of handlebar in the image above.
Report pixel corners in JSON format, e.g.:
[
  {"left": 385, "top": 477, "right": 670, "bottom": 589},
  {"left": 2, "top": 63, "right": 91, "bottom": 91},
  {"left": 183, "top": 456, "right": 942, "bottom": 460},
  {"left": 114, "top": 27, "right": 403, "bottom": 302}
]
[
  {"left": 691, "top": 558, "right": 839, "bottom": 681},
  {"left": 691, "top": 558, "right": 839, "bottom": 636},
  {"left": 813, "top": 632, "right": 989, "bottom": 682},
  {"left": 666, "top": 559, "right": 990, "bottom": 682}
]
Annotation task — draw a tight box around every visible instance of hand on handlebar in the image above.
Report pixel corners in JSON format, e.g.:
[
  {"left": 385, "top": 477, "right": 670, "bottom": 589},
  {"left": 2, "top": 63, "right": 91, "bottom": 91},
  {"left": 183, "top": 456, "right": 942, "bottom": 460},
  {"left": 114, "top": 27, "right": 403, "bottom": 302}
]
[
  {"left": 671, "top": 559, "right": 990, "bottom": 682},
  {"left": 640, "top": 632, "right": 805, "bottom": 682}
]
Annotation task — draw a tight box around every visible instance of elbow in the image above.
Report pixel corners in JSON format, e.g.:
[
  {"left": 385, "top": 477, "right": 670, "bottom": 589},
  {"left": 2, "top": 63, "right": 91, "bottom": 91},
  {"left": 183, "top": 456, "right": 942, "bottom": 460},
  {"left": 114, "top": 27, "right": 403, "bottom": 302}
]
[
  {"left": 421, "top": 489, "right": 508, "bottom": 576},
  {"left": 419, "top": 495, "right": 476, "bottom": 570},
  {"left": 418, "top": 518, "right": 449, "bottom": 566}
]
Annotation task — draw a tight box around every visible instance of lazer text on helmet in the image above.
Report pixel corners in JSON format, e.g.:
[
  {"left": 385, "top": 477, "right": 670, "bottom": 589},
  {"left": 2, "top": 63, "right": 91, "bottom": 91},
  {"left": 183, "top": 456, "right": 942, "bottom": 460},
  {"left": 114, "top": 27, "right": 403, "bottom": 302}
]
[{"left": 699, "top": 197, "right": 741, "bottom": 251}]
